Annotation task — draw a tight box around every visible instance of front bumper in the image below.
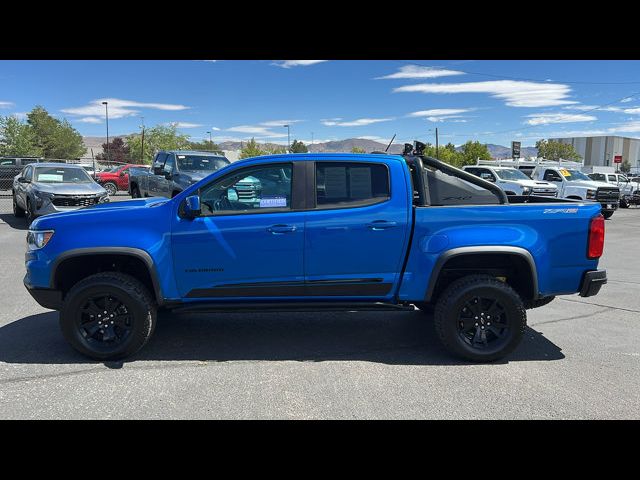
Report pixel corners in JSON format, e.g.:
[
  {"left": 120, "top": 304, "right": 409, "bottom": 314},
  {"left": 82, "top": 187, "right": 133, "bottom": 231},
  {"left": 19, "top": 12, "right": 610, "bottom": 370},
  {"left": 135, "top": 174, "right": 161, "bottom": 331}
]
[
  {"left": 579, "top": 270, "right": 607, "bottom": 297},
  {"left": 24, "top": 277, "right": 63, "bottom": 310}
]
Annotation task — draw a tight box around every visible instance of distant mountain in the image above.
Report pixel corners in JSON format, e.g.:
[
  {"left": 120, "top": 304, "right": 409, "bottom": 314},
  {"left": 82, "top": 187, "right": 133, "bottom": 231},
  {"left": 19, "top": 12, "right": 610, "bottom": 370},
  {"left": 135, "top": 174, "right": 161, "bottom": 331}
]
[{"left": 83, "top": 136, "right": 537, "bottom": 160}]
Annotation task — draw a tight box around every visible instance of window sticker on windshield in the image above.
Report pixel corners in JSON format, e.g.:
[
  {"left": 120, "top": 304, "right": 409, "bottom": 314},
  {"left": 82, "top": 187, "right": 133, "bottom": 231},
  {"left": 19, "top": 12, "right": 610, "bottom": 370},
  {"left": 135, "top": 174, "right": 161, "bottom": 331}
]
[
  {"left": 38, "top": 174, "right": 64, "bottom": 182},
  {"left": 559, "top": 168, "right": 571, "bottom": 177},
  {"left": 259, "top": 196, "right": 287, "bottom": 208},
  {"left": 178, "top": 155, "right": 186, "bottom": 159}
]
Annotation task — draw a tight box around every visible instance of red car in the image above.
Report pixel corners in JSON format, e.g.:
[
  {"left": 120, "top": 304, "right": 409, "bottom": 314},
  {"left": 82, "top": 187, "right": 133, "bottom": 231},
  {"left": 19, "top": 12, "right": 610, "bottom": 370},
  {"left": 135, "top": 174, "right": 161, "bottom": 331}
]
[{"left": 96, "top": 164, "right": 147, "bottom": 196}]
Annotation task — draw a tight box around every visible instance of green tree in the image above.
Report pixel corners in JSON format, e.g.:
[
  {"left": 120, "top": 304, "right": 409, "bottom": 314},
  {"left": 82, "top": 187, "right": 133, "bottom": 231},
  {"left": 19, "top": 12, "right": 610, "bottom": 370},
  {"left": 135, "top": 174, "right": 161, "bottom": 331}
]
[
  {"left": 0, "top": 115, "right": 43, "bottom": 157},
  {"left": 264, "top": 145, "right": 287, "bottom": 154},
  {"left": 96, "top": 137, "right": 132, "bottom": 163},
  {"left": 239, "top": 138, "right": 267, "bottom": 159},
  {"left": 459, "top": 141, "right": 492, "bottom": 167},
  {"left": 351, "top": 146, "right": 366, "bottom": 153},
  {"left": 27, "top": 106, "right": 85, "bottom": 159},
  {"left": 290, "top": 139, "right": 308, "bottom": 153},
  {"left": 535, "top": 139, "right": 582, "bottom": 161},
  {"left": 127, "top": 124, "right": 191, "bottom": 164},
  {"left": 188, "top": 139, "right": 223, "bottom": 154},
  {"left": 621, "top": 159, "right": 631, "bottom": 173}
]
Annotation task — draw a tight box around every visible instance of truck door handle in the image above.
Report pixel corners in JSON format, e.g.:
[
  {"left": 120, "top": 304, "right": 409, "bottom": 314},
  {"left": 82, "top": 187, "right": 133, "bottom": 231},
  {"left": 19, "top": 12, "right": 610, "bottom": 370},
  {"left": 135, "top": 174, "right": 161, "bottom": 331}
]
[
  {"left": 367, "top": 221, "right": 397, "bottom": 230},
  {"left": 267, "top": 224, "right": 297, "bottom": 234}
]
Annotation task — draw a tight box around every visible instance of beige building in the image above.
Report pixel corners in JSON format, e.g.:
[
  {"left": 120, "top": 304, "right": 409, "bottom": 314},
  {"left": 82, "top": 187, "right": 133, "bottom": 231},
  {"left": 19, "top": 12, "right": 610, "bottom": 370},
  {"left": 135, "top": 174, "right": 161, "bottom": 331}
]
[{"left": 550, "top": 135, "right": 640, "bottom": 169}]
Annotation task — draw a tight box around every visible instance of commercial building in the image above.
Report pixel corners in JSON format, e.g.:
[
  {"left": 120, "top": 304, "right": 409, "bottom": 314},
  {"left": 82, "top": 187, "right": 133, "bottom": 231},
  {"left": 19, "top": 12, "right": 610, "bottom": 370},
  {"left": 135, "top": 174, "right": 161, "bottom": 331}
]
[{"left": 549, "top": 135, "right": 640, "bottom": 170}]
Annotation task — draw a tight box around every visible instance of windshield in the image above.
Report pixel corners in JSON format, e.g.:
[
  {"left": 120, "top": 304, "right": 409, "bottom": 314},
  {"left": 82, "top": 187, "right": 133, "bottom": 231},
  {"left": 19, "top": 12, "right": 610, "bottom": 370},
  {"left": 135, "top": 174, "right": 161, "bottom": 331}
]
[
  {"left": 494, "top": 168, "right": 530, "bottom": 181},
  {"left": 177, "top": 155, "right": 229, "bottom": 171},
  {"left": 563, "top": 169, "right": 592, "bottom": 181},
  {"left": 34, "top": 166, "right": 94, "bottom": 184}
]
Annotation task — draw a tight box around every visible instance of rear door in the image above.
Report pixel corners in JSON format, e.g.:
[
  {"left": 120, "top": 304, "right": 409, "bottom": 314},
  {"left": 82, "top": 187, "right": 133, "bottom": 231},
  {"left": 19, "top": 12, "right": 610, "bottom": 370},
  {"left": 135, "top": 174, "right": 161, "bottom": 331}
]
[
  {"left": 303, "top": 158, "right": 411, "bottom": 299},
  {"left": 149, "top": 153, "right": 167, "bottom": 196}
]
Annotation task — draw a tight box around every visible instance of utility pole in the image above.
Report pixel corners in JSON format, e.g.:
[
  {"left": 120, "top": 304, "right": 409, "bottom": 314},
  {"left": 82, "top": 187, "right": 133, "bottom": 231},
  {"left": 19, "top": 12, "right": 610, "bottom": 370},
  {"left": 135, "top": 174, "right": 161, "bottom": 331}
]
[
  {"left": 102, "top": 101, "right": 110, "bottom": 162},
  {"left": 311, "top": 132, "right": 314, "bottom": 146},
  {"left": 140, "top": 116, "right": 145, "bottom": 163},
  {"left": 283, "top": 124, "right": 290, "bottom": 153},
  {"left": 435, "top": 127, "right": 439, "bottom": 159}
]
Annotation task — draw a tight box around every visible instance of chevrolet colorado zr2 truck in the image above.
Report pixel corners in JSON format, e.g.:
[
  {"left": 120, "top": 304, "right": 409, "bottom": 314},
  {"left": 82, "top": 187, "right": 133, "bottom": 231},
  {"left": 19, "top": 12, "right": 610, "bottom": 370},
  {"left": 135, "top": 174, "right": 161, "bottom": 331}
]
[{"left": 23, "top": 142, "right": 608, "bottom": 362}]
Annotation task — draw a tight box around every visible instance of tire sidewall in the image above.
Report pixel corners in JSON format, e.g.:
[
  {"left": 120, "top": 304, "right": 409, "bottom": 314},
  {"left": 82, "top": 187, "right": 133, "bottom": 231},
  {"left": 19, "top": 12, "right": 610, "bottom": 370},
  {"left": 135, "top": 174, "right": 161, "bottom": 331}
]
[
  {"left": 104, "top": 182, "right": 117, "bottom": 196},
  {"left": 437, "top": 282, "right": 525, "bottom": 362},
  {"left": 60, "top": 281, "right": 153, "bottom": 360}
]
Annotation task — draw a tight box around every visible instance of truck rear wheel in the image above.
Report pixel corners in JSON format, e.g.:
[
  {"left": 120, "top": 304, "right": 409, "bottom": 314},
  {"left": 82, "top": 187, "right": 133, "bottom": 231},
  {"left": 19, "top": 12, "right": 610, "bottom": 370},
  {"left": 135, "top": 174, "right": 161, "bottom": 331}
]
[
  {"left": 602, "top": 211, "right": 614, "bottom": 219},
  {"left": 619, "top": 198, "right": 629, "bottom": 208},
  {"left": 131, "top": 185, "right": 140, "bottom": 198},
  {"left": 59, "top": 272, "right": 156, "bottom": 361},
  {"left": 433, "top": 275, "right": 526, "bottom": 362}
]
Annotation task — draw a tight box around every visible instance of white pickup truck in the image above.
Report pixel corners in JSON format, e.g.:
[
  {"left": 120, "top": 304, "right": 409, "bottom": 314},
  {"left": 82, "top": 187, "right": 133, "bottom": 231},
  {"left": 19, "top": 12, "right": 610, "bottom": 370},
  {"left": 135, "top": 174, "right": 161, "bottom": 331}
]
[
  {"left": 531, "top": 166, "right": 620, "bottom": 219},
  {"left": 587, "top": 172, "right": 639, "bottom": 208},
  {"left": 462, "top": 165, "right": 558, "bottom": 197}
]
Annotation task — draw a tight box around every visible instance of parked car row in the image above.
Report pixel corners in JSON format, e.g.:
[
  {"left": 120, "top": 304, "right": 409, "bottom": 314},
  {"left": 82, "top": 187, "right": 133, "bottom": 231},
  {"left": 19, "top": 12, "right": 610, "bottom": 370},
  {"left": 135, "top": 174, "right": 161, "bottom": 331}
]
[{"left": 468, "top": 160, "right": 623, "bottom": 219}]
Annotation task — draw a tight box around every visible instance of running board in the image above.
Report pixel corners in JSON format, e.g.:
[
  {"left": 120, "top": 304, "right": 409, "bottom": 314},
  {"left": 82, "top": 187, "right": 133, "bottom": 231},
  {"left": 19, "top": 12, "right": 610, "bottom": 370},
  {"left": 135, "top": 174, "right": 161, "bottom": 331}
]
[{"left": 170, "top": 301, "right": 416, "bottom": 314}]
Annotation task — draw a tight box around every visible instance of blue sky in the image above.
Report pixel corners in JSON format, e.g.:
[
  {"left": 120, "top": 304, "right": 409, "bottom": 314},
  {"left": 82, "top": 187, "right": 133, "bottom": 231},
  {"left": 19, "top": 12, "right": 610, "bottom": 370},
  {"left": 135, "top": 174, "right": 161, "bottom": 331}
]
[{"left": 2, "top": 60, "right": 640, "bottom": 146}]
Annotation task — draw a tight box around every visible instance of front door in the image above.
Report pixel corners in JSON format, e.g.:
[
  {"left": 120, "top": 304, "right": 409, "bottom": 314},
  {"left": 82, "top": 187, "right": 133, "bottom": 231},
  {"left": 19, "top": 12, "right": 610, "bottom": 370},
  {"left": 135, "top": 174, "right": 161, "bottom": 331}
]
[
  {"left": 172, "top": 161, "right": 306, "bottom": 299},
  {"left": 304, "top": 160, "right": 410, "bottom": 299}
]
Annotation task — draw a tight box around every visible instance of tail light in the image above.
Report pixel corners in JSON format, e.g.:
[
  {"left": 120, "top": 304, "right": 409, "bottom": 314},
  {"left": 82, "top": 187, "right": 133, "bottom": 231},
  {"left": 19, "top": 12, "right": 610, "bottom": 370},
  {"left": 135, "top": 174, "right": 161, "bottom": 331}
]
[{"left": 587, "top": 214, "right": 605, "bottom": 259}]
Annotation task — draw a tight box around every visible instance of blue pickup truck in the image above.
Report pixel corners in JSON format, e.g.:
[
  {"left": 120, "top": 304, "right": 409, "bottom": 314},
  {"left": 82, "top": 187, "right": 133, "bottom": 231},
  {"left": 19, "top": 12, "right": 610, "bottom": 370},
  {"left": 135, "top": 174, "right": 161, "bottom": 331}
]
[{"left": 23, "top": 142, "right": 607, "bottom": 362}]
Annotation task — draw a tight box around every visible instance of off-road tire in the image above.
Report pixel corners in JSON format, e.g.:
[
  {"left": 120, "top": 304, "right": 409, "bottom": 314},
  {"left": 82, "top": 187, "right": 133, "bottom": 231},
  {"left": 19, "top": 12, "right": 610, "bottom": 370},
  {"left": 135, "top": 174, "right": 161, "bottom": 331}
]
[
  {"left": 602, "top": 210, "right": 614, "bottom": 219},
  {"left": 59, "top": 272, "right": 156, "bottom": 361},
  {"left": 433, "top": 274, "right": 526, "bottom": 362},
  {"left": 131, "top": 185, "right": 140, "bottom": 198}
]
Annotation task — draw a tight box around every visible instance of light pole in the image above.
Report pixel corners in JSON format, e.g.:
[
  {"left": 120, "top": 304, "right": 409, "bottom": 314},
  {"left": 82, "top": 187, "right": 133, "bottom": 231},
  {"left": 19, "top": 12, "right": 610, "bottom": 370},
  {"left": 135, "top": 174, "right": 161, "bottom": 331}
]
[
  {"left": 206, "top": 131, "right": 212, "bottom": 150},
  {"left": 311, "top": 132, "right": 314, "bottom": 146},
  {"left": 435, "top": 127, "right": 439, "bottom": 159},
  {"left": 102, "top": 101, "right": 110, "bottom": 162},
  {"left": 140, "top": 116, "right": 145, "bottom": 163},
  {"left": 283, "top": 124, "right": 290, "bottom": 153}
]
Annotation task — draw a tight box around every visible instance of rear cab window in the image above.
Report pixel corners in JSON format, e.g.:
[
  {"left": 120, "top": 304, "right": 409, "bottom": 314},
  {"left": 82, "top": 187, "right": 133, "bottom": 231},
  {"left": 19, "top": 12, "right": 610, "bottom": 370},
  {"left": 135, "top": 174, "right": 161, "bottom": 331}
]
[{"left": 315, "top": 162, "right": 390, "bottom": 209}]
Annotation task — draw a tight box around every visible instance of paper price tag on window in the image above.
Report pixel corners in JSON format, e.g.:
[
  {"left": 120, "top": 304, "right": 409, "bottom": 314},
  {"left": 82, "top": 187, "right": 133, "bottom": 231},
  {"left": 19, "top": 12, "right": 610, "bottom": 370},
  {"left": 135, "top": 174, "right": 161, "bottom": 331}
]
[
  {"left": 259, "top": 196, "right": 287, "bottom": 208},
  {"left": 559, "top": 169, "right": 571, "bottom": 177}
]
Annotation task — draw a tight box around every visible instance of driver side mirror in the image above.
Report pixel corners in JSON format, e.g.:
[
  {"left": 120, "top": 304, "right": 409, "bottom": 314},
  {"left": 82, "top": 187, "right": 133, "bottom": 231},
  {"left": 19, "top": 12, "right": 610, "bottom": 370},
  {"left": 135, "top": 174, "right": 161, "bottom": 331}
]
[
  {"left": 182, "top": 195, "right": 201, "bottom": 219},
  {"left": 17, "top": 177, "right": 30, "bottom": 184},
  {"left": 153, "top": 166, "right": 163, "bottom": 176},
  {"left": 119, "top": 171, "right": 126, "bottom": 177}
]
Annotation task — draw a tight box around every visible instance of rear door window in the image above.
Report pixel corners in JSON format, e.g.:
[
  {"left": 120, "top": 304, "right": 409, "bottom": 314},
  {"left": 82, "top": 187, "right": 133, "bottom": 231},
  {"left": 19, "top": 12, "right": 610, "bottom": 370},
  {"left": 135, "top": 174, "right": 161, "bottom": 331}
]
[{"left": 315, "top": 162, "right": 390, "bottom": 208}]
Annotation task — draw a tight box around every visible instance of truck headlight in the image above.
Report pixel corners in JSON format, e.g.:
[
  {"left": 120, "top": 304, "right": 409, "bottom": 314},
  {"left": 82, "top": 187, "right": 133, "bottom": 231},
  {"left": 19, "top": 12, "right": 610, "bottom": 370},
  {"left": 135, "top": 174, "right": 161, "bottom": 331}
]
[
  {"left": 27, "top": 229, "right": 54, "bottom": 250},
  {"left": 522, "top": 187, "right": 532, "bottom": 195},
  {"left": 586, "top": 189, "right": 596, "bottom": 199}
]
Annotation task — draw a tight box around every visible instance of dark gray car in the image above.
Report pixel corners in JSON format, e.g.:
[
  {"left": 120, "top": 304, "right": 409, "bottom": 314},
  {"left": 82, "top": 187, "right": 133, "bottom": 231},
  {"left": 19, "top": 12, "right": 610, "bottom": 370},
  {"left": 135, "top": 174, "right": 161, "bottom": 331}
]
[{"left": 13, "top": 163, "right": 109, "bottom": 223}]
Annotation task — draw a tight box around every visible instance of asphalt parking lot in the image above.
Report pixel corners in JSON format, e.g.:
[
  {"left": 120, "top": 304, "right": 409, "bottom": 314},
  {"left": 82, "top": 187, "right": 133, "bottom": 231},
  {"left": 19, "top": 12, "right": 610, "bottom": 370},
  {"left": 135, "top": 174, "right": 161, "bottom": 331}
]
[{"left": 0, "top": 195, "right": 639, "bottom": 419}]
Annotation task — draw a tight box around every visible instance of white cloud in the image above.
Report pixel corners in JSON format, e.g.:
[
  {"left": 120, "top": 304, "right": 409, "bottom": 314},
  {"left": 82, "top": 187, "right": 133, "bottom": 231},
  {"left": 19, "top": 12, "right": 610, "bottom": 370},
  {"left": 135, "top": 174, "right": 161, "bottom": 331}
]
[
  {"left": 77, "top": 117, "right": 103, "bottom": 124},
  {"left": 226, "top": 125, "right": 287, "bottom": 137},
  {"left": 621, "top": 97, "right": 633, "bottom": 103},
  {"left": 271, "top": 60, "right": 328, "bottom": 68},
  {"left": 394, "top": 80, "right": 576, "bottom": 108},
  {"left": 322, "top": 117, "right": 394, "bottom": 127},
  {"left": 0, "top": 101, "right": 14, "bottom": 109},
  {"left": 525, "top": 113, "right": 597, "bottom": 126},
  {"left": 61, "top": 98, "right": 190, "bottom": 119},
  {"left": 259, "top": 119, "right": 302, "bottom": 127},
  {"left": 165, "top": 122, "right": 204, "bottom": 128},
  {"left": 211, "top": 127, "right": 221, "bottom": 131},
  {"left": 377, "top": 65, "right": 465, "bottom": 80},
  {"left": 425, "top": 116, "right": 467, "bottom": 123},
  {"left": 409, "top": 108, "right": 473, "bottom": 117}
]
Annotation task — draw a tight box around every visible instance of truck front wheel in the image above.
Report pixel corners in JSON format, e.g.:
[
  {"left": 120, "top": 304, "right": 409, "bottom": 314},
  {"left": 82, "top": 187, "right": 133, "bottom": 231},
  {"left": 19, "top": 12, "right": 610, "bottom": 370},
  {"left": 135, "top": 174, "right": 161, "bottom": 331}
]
[
  {"left": 433, "top": 275, "right": 526, "bottom": 362},
  {"left": 602, "top": 211, "right": 614, "bottom": 219},
  {"left": 59, "top": 272, "right": 156, "bottom": 361}
]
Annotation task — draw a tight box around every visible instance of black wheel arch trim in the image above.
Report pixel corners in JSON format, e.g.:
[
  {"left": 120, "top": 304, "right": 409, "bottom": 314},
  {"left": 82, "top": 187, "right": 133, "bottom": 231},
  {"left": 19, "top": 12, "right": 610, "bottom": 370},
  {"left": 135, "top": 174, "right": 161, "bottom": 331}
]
[
  {"left": 424, "top": 246, "right": 539, "bottom": 302},
  {"left": 50, "top": 247, "right": 165, "bottom": 305}
]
